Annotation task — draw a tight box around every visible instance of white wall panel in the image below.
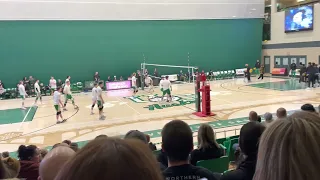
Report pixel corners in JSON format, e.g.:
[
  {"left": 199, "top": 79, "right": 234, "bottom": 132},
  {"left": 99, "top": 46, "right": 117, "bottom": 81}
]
[{"left": 0, "top": 0, "right": 264, "bottom": 20}]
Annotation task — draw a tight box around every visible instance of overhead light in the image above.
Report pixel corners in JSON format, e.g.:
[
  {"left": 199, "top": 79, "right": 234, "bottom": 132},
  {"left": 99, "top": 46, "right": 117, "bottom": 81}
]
[
  {"left": 297, "top": 0, "right": 305, "bottom": 2},
  {"left": 232, "top": 16, "right": 237, "bottom": 17}
]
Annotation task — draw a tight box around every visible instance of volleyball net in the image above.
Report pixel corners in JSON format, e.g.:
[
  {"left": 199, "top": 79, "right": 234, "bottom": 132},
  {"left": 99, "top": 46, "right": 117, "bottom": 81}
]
[{"left": 141, "top": 62, "right": 198, "bottom": 90}]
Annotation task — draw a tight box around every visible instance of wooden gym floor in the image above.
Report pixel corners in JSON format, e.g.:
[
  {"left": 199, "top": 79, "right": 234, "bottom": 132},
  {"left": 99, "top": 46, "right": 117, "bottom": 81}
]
[{"left": 1, "top": 77, "right": 320, "bottom": 153}]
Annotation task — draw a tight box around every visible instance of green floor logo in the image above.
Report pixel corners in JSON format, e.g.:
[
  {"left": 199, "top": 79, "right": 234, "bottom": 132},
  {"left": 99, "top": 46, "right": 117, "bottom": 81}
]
[{"left": 124, "top": 94, "right": 196, "bottom": 111}]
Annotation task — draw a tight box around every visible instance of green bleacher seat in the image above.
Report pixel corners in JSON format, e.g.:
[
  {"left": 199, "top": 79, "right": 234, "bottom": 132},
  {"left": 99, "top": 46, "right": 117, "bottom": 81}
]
[
  {"left": 225, "top": 138, "right": 239, "bottom": 162},
  {"left": 196, "top": 156, "right": 229, "bottom": 173}
]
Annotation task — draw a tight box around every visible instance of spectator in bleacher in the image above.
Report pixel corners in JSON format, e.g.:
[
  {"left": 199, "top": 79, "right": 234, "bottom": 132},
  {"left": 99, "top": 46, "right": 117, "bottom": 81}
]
[
  {"left": 55, "top": 138, "right": 163, "bottom": 180},
  {"left": 124, "top": 130, "right": 147, "bottom": 143},
  {"left": 162, "top": 120, "right": 219, "bottom": 180},
  {"left": 146, "top": 134, "right": 157, "bottom": 151},
  {"left": 263, "top": 112, "right": 273, "bottom": 127},
  {"left": 17, "top": 145, "right": 40, "bottom": 180},
  {"left": 125, "top": 130, "right": 165, "bottom": 170},
  {"left": 95, "top": 134, "right": 108, "bottom": 139},
  {"left": 120, "top": 76, "right": 124, "bottom": 81},
  {"left": 2, "top": 151, "right": 9, "bottom": 158},
  {"left": 276, "top": 108, "right": 287, "bottom": 119},
  {"left": 62, "top": 140, "right": 71, "bottom": 146},
  {"left": 254, "top": 111, "right": 320, "bottom": 180},
  {"left": 1, "top": 157, "right": 21, "bottom": 179},
  {"left": 39, "top": 149, "right": 48, "bottom": 162},
  {"left": 70, "top": 143, "right": 79, "bottom": 152},
  {"left": 39, "top": 146, "right": 75, "bottom": 180},
  {"left": 221, "top": 122, "right": 265, "bottom": 180},
  {"left": 52, "top": 143, "right": 69, "bottom": 149},
  {"left": 301, "top": 103, "right": 316, "bottom": 113},
  {"left": 249, "top": 111, "right": 259, "bottom": 122},
  {"left": 190, "top": 123, "right": 224, "bottom": 166}
]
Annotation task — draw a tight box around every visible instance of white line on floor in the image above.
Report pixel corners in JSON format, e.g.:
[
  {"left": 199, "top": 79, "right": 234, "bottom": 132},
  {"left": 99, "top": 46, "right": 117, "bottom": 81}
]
[
  {"left": 115, "top": 96, "right": 142, "bottom": 115},
  {"left": 17, "top": 106, "right": 33, "bottom": 131}
]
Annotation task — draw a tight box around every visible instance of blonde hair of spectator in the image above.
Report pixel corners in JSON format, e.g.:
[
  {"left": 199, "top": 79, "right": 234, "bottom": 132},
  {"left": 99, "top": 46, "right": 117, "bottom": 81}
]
[
  {"left": 254, "top": 111, "right": 320, "bottom": 180},
  {"left": 197, "top": 123, "right": 220, "bottom": 149}
]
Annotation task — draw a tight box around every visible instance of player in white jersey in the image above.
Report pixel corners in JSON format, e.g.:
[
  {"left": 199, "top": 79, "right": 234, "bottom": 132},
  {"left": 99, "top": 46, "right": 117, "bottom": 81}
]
[
  {"left": 34, "top": 79, "right": 42, "bottom": 105},
  {"left": 49, "top": 76, "right": 57, "bottom": 95},
  {"left": 65, "top": 76, "right": 71, "bottom": 84},
  {"left": 160, "top": 76, "right": 172, "bottom": 102},
  {"left": 145, "top": 75, "right": 154, "bottom": 93},
  {"left": 96, "top": 81, "right": 105, "bottom": 120},
  {"left": 131, "top": 73, "right": 138, "bottom": 95},
  {"left": 53, "top": 87, "right": 66, "bottom": 124},
  {"left": 90, "top": 83, "right": 98, "bottom": 115},
  {"left": 63, "top": 80, "right": 78, "bottom": 111},
  {"left": 18, "top": 81, "right": 28, "bottom": 110}
]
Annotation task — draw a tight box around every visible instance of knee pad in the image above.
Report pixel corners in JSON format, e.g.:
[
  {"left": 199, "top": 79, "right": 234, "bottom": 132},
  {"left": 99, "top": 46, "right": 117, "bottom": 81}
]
[
  {"left": 92, "top": 104, "right": 95, "bottom": 108},
  {"left": 56, "top": 111, "right": 61, "bottom": 115},
  {"left": 99, "top": 106, "right": 104, "bottom": 111}
]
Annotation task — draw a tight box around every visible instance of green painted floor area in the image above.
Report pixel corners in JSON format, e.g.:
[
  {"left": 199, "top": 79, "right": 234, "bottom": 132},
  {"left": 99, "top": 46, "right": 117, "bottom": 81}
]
[
  {"left": 0, "top": 107, "right": 38, "bottom": 125},
  {"left": 248, "top": 80, "right": 305, "bottom": 91}
]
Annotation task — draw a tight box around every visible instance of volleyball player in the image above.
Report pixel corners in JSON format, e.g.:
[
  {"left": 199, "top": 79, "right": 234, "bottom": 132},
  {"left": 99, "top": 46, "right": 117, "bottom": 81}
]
[
  {"left": 53, "top": 87, "right": 66, "bottom": 124},
  {"left": 65, "top": 76, "right": 71, "bottom": 84},
  {"left": 145, "top": 75, "right": 154, "bottom": 93},
  {"left": 63, "top": 80, "right": 78, "bottom": 111},
  {"left": 49, "top": 76, "right": 57, "bottom": 95},
  {"left": 160, "top": 76, "right": 172, "bottom": 102},
  {"left": 18, "top": 81, "right": 27, "bottom": 110},
  {"left": 34, "top": 79, "right": 42, "bottom": 105},
  {"left": 91, "top": 83, "right": 98, "bottom": 115},
  {"left": 132, "top": 73, "right": 138, "bottom": 95},
  {"left": 96, "top": 81, "right": 105, "bottom": 120}
]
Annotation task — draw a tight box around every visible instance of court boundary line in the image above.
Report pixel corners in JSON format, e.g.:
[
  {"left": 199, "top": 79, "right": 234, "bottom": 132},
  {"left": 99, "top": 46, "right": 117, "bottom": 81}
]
[
  {"left": 115, "top": 96, "right": 142, "bottom": 115},
  {"left": 17, "top": 106, "right": 34, "bottom": 131}
]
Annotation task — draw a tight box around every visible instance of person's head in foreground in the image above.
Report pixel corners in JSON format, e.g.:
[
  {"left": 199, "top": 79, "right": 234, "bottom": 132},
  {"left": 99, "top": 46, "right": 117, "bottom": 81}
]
[
  {"left": 249, "top": 111, "right": 259, "bottom": 122},
  {"left": 254, "top": 111, "right": 320, "bottom": 180},
  {"left": 221, "top": 121, "right": 265, "bottom": 180},
  {"left": 39, "top": 146, "right": 75, "bottom": 180},
  {"left": 124, "top": 130, "right": 147, "bottom": 144},
  {"left": 2, "top": 151, "right": 9, "bottom": 158},
  {"left": 197, "top": 123, "right": 220, "bottom": 149},
  {"left": 18, "top": 145, "right": 39, "bottom": 162},
  {"left": 276, "top": 107, "right": 287, "bottom": 119},
  {"left": 0, "top": 157, "right": 20, "bottom": 179},
  {"left": 162, "top": 120, "right": 193, "bottom": 165},
  {"left": 94, "top": 134, "right": 108, "bottom": 140},
  {"left": 55, "top": 138, "right": 162, "bottom": 180},
  {"left": 70, "top": 143, "right": 79, "bottom": 152},
  {"left": 301, "top": 103, "right": 316, "bottom": 113},
  {"left": 39, "top": 148, "right": 48, "bottom": 162}
]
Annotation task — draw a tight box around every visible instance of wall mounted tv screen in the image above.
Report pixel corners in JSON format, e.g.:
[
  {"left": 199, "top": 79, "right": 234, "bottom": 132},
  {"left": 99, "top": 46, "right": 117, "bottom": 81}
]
[{"left": 285, "top": 5, "right": 314, "bottom": 33}]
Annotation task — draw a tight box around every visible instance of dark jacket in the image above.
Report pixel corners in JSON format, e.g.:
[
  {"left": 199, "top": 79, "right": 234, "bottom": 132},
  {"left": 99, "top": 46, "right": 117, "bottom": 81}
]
[
  {"left": 220, "top": 155, "right": 257, "bottom": 180},
  {"left": 300, "top": 66, "right": 307, "bottom": 74},
  {"left": 17, "top": 161, "right": 39, "bottom": 180},
  {"left": 190, "top": 145, "right": 224, "bottom": 165},
  {"left": 306, "top": 66, "right": 317, "bottom": 74},
  {"left": 255, "top": 62, "right": 260, "bottom": 69},
  {"left": 157, "top": 150, "right": 168, "bottom": 167}
]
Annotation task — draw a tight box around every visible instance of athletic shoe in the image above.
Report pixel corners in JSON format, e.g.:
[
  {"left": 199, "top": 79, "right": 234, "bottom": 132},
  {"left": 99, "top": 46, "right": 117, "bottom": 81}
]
[
  {"left": 99, "top": 116, "right": 106, "bottom": 120},
  {"left": 56, "top": 121, "right": 62, "bottom": 124},
  {"left": 90, "top": 112, "right": 94, "bottom": 115},
  {"left": 62, "top": 119, "right": 67, "bottom": 123}
]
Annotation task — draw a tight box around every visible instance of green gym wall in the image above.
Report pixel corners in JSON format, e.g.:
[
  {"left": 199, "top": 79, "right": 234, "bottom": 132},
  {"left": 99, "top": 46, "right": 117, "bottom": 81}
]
[{"left": 0, "top": 19, "right": 262, "bottom": 88}]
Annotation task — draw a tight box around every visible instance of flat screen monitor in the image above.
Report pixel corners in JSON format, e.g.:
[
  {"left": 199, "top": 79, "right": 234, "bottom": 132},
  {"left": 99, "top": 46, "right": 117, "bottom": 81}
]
[{"left": 284, "top": 5, "right": 314, "bottom": 33}]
